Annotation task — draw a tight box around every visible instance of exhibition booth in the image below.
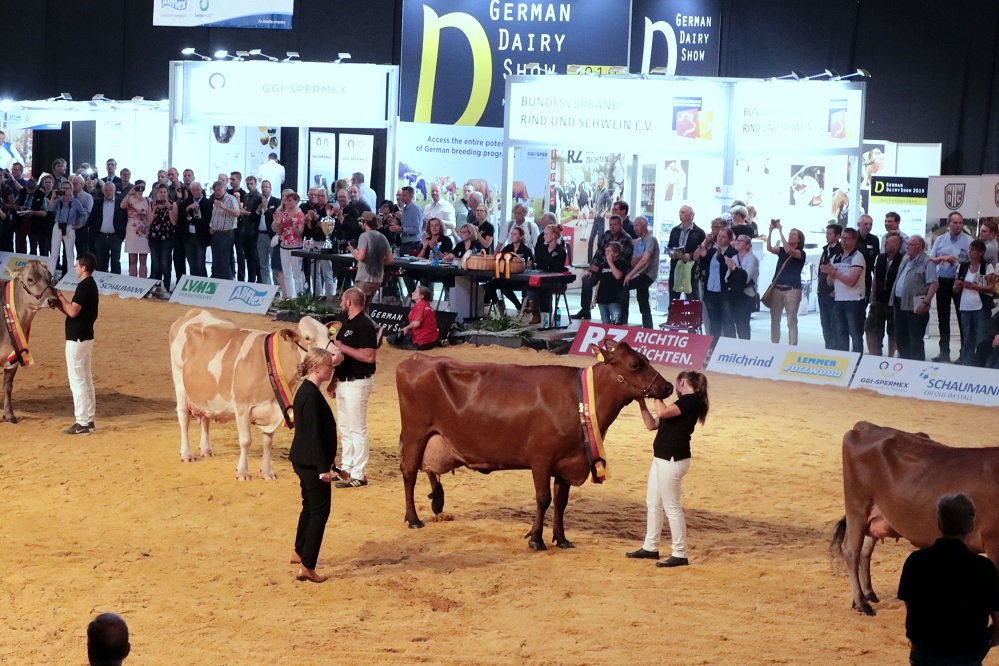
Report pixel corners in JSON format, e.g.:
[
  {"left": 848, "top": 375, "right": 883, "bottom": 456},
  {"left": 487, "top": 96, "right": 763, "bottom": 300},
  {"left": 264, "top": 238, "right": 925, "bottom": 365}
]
[{"left": 167, "top": 60, "right": 399, "bottom": 196}]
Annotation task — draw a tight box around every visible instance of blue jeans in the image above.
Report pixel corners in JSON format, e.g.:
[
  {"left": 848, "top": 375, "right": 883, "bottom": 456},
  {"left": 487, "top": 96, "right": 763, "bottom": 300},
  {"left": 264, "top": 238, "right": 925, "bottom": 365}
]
[
  {"left": 149, "top": 238, "right": 174, "bottom": 289},
  {"left": 818, "top": 292, "right": 836, "bottom": 348},
  {"left": 598, "top": 302, "right": 621, "bottom": 324},
  {"left": 833, "top": 299, "right": 865, "bottom": 352},
  {"left": 94, "top": 232, "right": 122, "bottom": 274},
  {"left": 894, "top": 302, "right": 929, "bottom": 361},
  {"left": 210, "top": 230, "right": 235, "bottom": 280},
  {"left": 959, "top": 308, "right": 990, "bottom": 365},
  {"left": 185, "top": 236, "right": 207, "bottom": 277},
  {"left": 703, "top": 290, "right": 734, "bottom": 338}
]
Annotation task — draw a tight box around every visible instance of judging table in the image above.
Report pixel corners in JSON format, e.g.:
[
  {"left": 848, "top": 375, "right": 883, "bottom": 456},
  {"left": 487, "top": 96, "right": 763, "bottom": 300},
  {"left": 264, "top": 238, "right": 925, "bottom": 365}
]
[{"left": 292, "top": 249, "right": 576, "bottom": 323}]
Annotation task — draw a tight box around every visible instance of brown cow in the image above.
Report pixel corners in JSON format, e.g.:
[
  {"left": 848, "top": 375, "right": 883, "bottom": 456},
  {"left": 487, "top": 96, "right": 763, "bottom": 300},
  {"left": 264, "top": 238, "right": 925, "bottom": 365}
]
[
  {"left": 2, "top": 260, "right": 58, "bottom": 423},
  {"left": 831, "top": 421, "right": 999, "bottom": 616},
  {"left": 464, "top": 178, "right": 491, "bottom": 205},
  {"left": 169, "top": 309, "right": 341, "bottom": 480},
  {"left": 512, "top": 180, "right": 529, "bottom": 203},
  {"left": 397, "top": 340, "right": 673, "bottom": 550}
]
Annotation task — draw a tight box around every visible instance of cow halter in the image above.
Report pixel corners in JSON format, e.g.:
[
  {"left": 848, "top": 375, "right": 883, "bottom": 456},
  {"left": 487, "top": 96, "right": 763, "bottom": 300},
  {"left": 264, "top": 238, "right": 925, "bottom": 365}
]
[{"left": 615, "top": 371, "right": 659, "bottom": 398}]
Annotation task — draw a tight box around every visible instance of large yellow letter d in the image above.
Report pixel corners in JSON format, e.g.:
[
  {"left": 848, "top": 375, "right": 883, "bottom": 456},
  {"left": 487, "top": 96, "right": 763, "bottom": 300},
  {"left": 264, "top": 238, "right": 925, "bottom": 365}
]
[{"left": 415, "top": 7, "right": 492, "bottom": 126}]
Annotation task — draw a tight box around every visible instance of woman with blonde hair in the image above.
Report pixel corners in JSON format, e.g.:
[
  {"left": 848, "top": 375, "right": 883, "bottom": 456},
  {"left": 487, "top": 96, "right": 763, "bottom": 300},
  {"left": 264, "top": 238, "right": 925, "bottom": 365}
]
[
  {"left": 289, "top": 347, "right": 340, "bottom": 584},
  {"left": 765, "top": 220, "right": 807, "bottom": 344}
]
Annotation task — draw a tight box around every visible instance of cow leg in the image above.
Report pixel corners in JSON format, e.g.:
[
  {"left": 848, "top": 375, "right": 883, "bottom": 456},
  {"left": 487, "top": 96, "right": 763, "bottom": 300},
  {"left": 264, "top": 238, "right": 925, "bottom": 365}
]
[
  {"left": 426, "top": 472, "right": 444, "bottom": 515},
  {"left": 843, "top": 509, "right": 876, "bottom": 615},
  {"left": 525, "top": 469, "right": 553, "bottom": 551},
  {"left": 176, "top": 392, "right": 195, "bottom": 462},
  {"left": 235, "top": 411, "right": 253, "bottom": 481},
  {"left": 859, "top": 536, "right": 879, "bottom": 603},
  {"left": 260, "top": 430, "right": 277, "bottom": 480},
  {"left": 199, "top": 418, "right": 213, "bottom": 458},
  {"left": 401, "top": 436, "right": 425, "bottom": 529},
  {"left": 2, "top": 366, "right": 17, "bottom": 424},
  {"left": 551, "top": 476, "right": 574, "bottom": 549}
]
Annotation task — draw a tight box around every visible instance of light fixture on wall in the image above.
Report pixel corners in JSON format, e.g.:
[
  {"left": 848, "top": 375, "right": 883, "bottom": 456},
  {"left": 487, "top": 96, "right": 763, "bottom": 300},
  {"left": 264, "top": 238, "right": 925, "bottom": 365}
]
[
  {"left": 333, "top": 52, "right": 351, "bottom": 64},
  {"left": 131, "top": 96, "right": 144, "bottom": 101},
  {"left": 835, "top": 69, "right": 871, "bottom": 81},
  {"left": 771, "top": 71, "right": 804, "bottom": 81},
  {"left": 46, "top": 92, "right": 73, "bottom": 101},
  {"left": 91, "top": 94, "right": 110, "bottom": 102},
  {"left": 234, "top": 50, "right": 249, "bottom": 61},
  {"left": 249, "top": 49, "right": 279, "bottom": 62},
  {"left": 181, "top": 47, "right": 211, "bottom": 61},
  {"left": 283, "top": 51, "right": 300, "bottom": 63},
  {"left": 805, "top": 69, "right": 839, "bottom": 80},
  {"left": 214, "top": 50, "right": 234, "bottom": 60}
]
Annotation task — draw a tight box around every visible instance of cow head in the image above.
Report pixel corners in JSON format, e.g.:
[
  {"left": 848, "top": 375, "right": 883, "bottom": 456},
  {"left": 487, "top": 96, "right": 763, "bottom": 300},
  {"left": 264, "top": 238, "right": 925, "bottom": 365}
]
[
  {"left": 594, "top": 340, "right": 673, "bottom": 400},
  {"left": 280, "top": 316, "right": 344, "bottom": 366},
  {"left": 8, "top": 260, "right": 58, "bottom": 309}
]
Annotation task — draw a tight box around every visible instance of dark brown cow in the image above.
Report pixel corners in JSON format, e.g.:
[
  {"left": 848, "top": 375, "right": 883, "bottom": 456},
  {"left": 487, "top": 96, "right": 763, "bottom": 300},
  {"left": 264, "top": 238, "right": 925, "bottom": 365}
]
[
  {"left": 2, "top": 260, "right": 58, "bottom": 423},
  {"left": 832, "top": 421, "right": 999, "bottom": 616},
  {"left": 397, "top": 340, "right": 673, "bottom": 550}
]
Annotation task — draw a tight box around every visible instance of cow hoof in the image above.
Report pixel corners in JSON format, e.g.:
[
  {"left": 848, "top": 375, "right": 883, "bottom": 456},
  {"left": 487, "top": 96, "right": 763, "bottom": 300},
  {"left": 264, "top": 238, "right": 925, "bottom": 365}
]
[
  {"left": 4, "top": 416, "right": 17, "bottom": 424},
  {"left": 556, "top": 541, "right": 576, "bottom": 549},
  {"left": 200, "top": 450, "right": 214, "bottom": 458},
  {"left": 408, "top": 520, "right": 425, "bottom": 530},
  {"left": 528, "top": 540, "right": 547, "bottom": 551},
  {"left": 852, "top": 601, "right": 876, "bottom": 616},
  {"left": 428, "top": 486, "right": 445, "bottom": 515},
  {"left": 261, "top": 472, "right": 277, "bottom": 480},
  {"left": 180, "top": 455, "right": 196, "bottom": 463},
  {"left": 236, "top": 473, "right": 251, "bottom": 481},
  {"left": 865, "top": 592, "right": 880, "bottom": 603}
]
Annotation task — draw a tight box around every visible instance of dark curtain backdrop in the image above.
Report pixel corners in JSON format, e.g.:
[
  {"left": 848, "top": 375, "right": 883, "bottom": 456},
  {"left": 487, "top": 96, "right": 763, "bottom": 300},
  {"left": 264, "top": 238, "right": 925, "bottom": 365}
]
[{"left": 4, "top": 0, "right": 998, "bottom": 177}]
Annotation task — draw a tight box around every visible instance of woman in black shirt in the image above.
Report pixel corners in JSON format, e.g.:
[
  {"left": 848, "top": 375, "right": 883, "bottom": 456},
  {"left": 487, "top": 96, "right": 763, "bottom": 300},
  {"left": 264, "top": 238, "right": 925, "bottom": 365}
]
[
  {"left": 288, "top": 348, "right": 339, "bottom": 583},
  {"left": 765, "top": 221, "right": 807, "bottom": 345},
  {"left": 626, "top": 370, "right": 709, "bottom": 568}
]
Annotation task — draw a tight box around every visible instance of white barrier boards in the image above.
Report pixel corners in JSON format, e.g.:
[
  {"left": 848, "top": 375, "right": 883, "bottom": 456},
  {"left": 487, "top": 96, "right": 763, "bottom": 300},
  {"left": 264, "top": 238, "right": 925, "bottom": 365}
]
[
  {"left": 0, "top": 252, "right": 48, "bottom": 280},
  {"left": 706, "top": 338, "right": 860, "bottom": 387},
  {"left": 169, "top": 275, "right": 279, "bottom": 315},
  {"left": 56, "top": 271, "right": 158, "bottom": 299},
  {"left": 850, "top": 355, "right": 999, "bottom": 407}
]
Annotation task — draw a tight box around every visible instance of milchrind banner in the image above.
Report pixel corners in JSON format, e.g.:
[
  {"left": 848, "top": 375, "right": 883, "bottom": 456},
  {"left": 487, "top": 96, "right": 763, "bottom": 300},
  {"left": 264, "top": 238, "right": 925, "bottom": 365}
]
[
  {"left": 169, "top": 275, "right": 279, "bottom": 315},
  {"left": 706, "top": 338, "right": 860, "bottom": 387},
  {"left": 569, "top": 321, "right": 713, "bottom": 369},
  {"left": 153, "top": 0, "right": 293, "bottom": 29},
  {"left": 850, "top": 355, "right": 999, "bottom": 407}
]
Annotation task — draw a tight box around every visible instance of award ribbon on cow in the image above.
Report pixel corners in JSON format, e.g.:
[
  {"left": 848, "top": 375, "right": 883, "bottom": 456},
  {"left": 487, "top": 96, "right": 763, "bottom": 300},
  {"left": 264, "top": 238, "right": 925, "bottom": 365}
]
[
  {"left": 577, "top": 367, "right": 609, "bottom": 483},
  {"left": 2, "top": 279, "right": 33, "bottom": 367},
  {"left": 263, "top": 332, "right": 294, "bottom": 429}
]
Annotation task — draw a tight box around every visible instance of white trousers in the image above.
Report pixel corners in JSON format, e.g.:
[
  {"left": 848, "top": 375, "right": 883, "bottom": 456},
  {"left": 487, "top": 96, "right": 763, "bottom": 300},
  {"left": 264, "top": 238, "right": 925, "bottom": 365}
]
[
  {"left": 49, "top": 224, "right": 76, "bottom": 276},
  {"left": 279, "top": 248, "right": 304, "bottom": 297},
  {"left": 642, "top": 457, "right": 691, "bottom": 558},
  {"left": 336, "top": 376, "right": 373, "bottom": 481},
  {"left": 65, "top": 339, "right": 95, "bottom": 426}
]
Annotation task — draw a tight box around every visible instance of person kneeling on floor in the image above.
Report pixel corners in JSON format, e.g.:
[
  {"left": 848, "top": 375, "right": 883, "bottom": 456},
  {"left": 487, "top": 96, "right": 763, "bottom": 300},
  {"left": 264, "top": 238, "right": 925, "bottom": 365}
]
[{"left": 389, "top": 285, "right": 439, "bottom": 350}]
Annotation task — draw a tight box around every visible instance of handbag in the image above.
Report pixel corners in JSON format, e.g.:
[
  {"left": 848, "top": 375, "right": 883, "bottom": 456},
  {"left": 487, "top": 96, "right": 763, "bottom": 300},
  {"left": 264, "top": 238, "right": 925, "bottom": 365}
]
[{"left": 760, "top": 256, "right": 791, "bottom": 310}]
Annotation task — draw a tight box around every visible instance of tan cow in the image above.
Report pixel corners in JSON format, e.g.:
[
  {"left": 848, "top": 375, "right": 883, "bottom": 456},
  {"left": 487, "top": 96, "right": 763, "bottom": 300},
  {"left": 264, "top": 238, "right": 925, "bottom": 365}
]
[
  {"left": 831, "top": 421, "right": 999, "bottom": 616},
  {"left": 169, "top": 309, "right": 341, "bottom": 480},
  {"left": 2, "top": 260, "right": 58, "bottom": 423}
]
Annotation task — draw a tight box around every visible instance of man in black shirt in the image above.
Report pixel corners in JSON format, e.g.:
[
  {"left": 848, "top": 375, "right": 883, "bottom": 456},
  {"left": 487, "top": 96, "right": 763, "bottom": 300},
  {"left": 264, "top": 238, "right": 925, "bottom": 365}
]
[
  {"left": 329, "top": 287, "right": 379, "bottom": 487},
  {"left": 56, "top": 252, "right": 99, "bottom": 435},
  {"left": 898, "top": 493, "right": 999, "bottom": 665},
  {"left": 818, "top": 224, "right": 843, "bottom": 349}
]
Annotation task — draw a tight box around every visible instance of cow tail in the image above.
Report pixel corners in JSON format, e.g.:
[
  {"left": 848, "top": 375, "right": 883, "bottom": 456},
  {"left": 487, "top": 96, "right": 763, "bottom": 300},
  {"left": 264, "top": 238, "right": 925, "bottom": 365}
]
[{"left": 829, "top": 516, "right": 847, "bottom": 569}]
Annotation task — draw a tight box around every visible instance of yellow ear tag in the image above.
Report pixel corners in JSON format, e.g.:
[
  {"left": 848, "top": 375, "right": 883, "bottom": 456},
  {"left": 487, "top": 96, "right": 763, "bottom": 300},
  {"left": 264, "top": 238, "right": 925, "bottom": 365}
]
[{"left": 596, "top": 350, "right": 605, "bottom": 362}]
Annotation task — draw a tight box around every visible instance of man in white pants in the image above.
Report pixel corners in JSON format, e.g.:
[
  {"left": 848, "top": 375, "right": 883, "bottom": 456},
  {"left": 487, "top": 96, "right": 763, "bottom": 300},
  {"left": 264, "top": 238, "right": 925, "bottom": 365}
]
[
  {"left": 56, "top": 253, "right": 99, "bottom": 435},
  {"left": 328, "top": 287, "right": 379, "bottom": 487}
]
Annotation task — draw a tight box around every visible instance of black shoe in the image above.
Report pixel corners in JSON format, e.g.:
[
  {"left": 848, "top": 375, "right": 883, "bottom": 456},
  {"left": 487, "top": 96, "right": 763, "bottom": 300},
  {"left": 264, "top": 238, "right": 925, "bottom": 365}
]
[
  {"left": 656, "top": 556, "right": 689, "bottom": 568},
  {"left": 625, "top": 548, "right": 660, "bottom": 560},
  {"left": 86, "top": 421, "right": 95, "bottom": 431},
  {"left": 931, "top": 353, "right": 950, "bottom": 363},
  {"left": 335, "top": 478, "right": 368, "bottom": 488},
  {"left": 63, "top": 423, "right": 91, "bottom": 436},
  {"left": 571, "top": 310, "right": 591, "bottom": 320}
]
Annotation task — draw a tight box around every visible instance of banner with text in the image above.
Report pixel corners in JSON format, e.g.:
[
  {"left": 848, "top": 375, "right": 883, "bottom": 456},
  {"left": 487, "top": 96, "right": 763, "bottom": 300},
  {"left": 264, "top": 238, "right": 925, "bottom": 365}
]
[
  {"left": 308, "top": 131, "right": 336, "bottom": 194},
  {"left": 57, "top": 271, "right": 158, "bottom": 299},
  {"left": 154, "top": 0, "right": 293, "bottom": 29},
  {"left": 169, "top": 275, "right": 279, "bottom": 315},
  {"left": 850, "top": 355, "right": 999, "bottom": 407},
  {"left": 569, "top": 321, "right": 713, "bottom": 369},
  {"left": 0, "top": 252, "right": 47, "bottom": 280},
  {"left": 336, "top": 134, "right": 374, "bottom": 184},
  {"left": 630, "top": 0, "right": 721, "bottom": 75},
  {"left": 400, "top": 0, "right": 631, "bottom": 128},
  {"left": 706, "top": 338, "right": 859, "bottom": 387},
  {"left": 869, "top": 176, "right": 928, "bottom": 240},
  {"left": 927, "top": 176, "right": 983, "bottom": 225}
]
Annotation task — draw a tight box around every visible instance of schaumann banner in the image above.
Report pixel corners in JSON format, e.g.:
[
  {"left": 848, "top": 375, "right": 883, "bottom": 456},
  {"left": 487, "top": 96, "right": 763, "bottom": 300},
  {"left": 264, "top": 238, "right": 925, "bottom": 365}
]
[
  {"left": 850, "top": 355, "right": 999, "bottom": 407},
  {"left": 400, "top": 0, "right": 632, "bottom": 128}
]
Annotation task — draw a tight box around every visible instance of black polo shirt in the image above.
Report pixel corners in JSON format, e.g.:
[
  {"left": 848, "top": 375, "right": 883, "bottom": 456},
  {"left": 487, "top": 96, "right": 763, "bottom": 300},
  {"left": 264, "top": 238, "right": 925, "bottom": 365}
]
[
  {"left": 334, "top": 312, "right": 378, "bottom": 381},
  {"left": 65, "top": 276, "right": 99, "bottom": 341},
  {"left": 652, "top": 393, "right": 704, "bottom": 462},
  {"left": 898, "top": 537, "right": 999, "bottom": 655}
]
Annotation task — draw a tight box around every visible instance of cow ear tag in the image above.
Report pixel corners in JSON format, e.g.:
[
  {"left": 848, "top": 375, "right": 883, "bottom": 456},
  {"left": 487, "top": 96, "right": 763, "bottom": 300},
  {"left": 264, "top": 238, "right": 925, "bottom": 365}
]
[{"left": 596, "top": 350, "right": 605, "bottom": 362}]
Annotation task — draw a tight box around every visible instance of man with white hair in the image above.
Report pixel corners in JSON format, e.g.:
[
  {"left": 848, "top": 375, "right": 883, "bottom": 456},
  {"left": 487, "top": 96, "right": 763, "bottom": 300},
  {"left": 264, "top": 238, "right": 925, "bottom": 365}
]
[
  {"left": 454, "top": 183, "right": 475, "bottom": 226},
  {"left": 498, "top": 203, "right": 538, "bottom": 250},
  {"left": 423, "top": 183, "right": 456, "bottom": 239},
  {"left": 350, "top": 172, "right": 377, "bottom": 211}
]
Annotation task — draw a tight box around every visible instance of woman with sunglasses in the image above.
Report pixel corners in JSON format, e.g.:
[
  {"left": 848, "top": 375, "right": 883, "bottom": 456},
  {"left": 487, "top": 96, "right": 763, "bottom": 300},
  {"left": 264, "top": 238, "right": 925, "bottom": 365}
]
[{"left": 120, "top": 179, "right": 150, "bottom": 278}]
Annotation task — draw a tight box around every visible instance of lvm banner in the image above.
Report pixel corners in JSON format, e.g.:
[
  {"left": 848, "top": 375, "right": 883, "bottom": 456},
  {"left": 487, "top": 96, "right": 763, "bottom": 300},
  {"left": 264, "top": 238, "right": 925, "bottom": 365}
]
[
  {"left": 850, "top": 355, "right": 999, "bottom": 407},
  {"left": 169, "top": 275, "right": 279, "bottom": 315},
  {"left": 569, "top": 321, "right": 713, "bottom": 369},
  {"left": 153, "top": 0, "right": 293, "bottom": 29},
  {"left": 706, "top": 338, "right": 860, "bottom": 387}
]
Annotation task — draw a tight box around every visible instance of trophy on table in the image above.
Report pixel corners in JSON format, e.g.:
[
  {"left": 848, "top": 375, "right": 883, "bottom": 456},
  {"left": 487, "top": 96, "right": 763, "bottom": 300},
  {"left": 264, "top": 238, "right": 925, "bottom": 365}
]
[{"left": 319, "top": 216, "right": 335, "bottom": 250}]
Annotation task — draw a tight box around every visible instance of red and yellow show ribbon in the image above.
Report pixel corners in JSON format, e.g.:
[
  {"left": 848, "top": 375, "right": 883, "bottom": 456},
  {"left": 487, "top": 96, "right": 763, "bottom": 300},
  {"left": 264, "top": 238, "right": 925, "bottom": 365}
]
[
  {"left": 579, "top": 366, "right": 609, "bottom": 483},
  {"left": 494, "top": 252, "right": 515, "bottom": 279},
  {"left": 2, "top": 279, "right": 33, "bottom": 367},
  {"left": 264, "top": 332, "right": 295, "bottom": 429}
]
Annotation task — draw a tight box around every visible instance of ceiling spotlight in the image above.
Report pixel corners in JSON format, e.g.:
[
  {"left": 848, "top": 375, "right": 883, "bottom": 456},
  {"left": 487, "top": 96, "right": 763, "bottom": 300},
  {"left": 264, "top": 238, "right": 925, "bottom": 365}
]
[
  {"left": 836, "top": 68, "right": 871, "bottom": 81},
  {"left": 181, "top": 47, "right": 212, "bottom": 61},
  {"left": 283, "top": 51, "right": 300, "bottom": 63},
  {"left": 249, "top": 49, "right": 279, "bottom": 62}
]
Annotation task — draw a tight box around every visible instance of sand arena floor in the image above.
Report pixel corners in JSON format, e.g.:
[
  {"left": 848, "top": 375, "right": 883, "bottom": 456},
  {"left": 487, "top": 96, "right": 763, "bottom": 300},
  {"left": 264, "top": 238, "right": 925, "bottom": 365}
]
[{"left": 0, "top": 294, "right": 991, "bottom": 664}]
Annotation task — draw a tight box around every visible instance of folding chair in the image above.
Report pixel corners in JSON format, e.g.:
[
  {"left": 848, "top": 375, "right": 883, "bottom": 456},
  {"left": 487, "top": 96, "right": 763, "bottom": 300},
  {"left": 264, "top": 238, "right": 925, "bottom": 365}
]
[{"left": 658, "top": 299, "right": 703, "bottom": 334}]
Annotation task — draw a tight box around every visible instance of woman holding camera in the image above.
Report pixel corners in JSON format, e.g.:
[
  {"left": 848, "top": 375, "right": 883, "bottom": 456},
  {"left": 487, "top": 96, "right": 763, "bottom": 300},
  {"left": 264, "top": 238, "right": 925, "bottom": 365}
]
[
  {"left": 121, "top": 180, "right": 150, "bottom": 278},
  {"left": 147, "top": 183, "right": 177, "bottom": 291},
  {"left": 765, "top": 221, "right": 807, "bottom": 345},
  {"left": 694, "top": 224, "right": 737, "bottom": 337},
  {"left": 626, "top": 370, "right": 710, "bottom": 568}
]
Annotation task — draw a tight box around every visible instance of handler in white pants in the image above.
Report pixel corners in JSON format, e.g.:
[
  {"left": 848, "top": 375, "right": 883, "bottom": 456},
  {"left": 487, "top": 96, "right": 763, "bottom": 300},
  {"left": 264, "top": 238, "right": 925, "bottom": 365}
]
[
  {"left": 49, "top": 180, "right": 86, "bottom": 278},
  {"left": 55, "top": 253, "right": 100, "bottom": 436},
  {"left": 625, "top": 371, "right": 710, "bottom": 568}
]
